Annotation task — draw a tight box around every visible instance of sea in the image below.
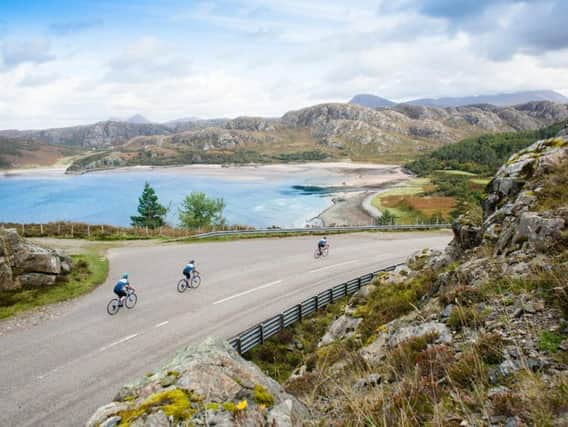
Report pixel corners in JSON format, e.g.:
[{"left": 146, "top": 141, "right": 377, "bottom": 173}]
[{"left": 0, "top": 168, "right": 335, "bottom": 228}]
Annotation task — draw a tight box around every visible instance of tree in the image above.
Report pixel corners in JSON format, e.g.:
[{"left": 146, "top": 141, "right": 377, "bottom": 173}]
[
  {"left": 178, "top": 192, "right": 225, "bottom": 229},
  {"left": 376, "top": 209, "right": 398, "bottom": 226},
  {"left": 130, "top": 182, "right": 167, "bottom": 229}
]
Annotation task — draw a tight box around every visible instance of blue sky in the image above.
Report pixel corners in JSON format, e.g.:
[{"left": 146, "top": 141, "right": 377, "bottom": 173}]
[{"left": 1, "top": 0, "right": 568, "bottom": 128}]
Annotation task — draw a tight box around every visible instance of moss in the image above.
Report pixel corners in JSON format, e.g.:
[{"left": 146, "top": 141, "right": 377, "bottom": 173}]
[
  {"left": 222, "top": 402, "right": 236, "bottom": 413},
  {"left": 205, "top": 402, "right": 220, "bottom": 412},
  {"left": 537, "top": 331, "right": 564, "bottom": 353},
  {"left": 253, "top": 384, "right": 274, "bottom": 407},
  {"left": 117, "top": 388, "right": 196, "bottom": 425}
]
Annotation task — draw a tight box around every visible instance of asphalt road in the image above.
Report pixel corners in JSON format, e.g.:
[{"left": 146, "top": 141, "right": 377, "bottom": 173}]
[{"left": 0, "top": 231, "right": 451, "bottom": 426}]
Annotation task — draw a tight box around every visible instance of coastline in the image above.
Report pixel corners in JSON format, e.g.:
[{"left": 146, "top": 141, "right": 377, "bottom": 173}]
[{"left": 1, "top": 161, "right": 411, "bottom": 227}]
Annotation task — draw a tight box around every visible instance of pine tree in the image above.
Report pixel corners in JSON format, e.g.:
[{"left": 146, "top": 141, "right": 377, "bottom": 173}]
[{"left": 130, "top": 182, "right": 167, "bottom": 229}]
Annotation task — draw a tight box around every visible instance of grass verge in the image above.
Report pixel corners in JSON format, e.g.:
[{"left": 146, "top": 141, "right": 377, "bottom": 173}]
[{"left": 0, "top": 253, "right": 108, "bottom": 319}]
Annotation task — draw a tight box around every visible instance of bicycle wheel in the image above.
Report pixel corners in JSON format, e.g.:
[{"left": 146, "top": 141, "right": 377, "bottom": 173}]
[
  {"left": 314, "top": 248, "right": 321, "bottom": 259},
  {"left": 125, "top": 293, "right": 138, "bottom": 309},
  {"left": 191, "top": 274, "right": 201, "bottom": 289},
  {"left": 322, "top": 246, "right": 329, "bottom": 257},
  {"left": 107, "top": 298, "right": 120, "bottom": 315},
  {"left": 177, "top": 278, "right": 188, "bottom": 293}
]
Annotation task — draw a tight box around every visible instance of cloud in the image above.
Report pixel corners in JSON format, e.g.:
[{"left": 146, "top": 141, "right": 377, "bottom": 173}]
[
  {"left": 1, "top": 38, "right": 55, "bottom": 69},
  {"left": 49, "top": 18, "right": 103, "bottom": 36},
  {"left": 103, "top": 37, "right": 191, "bottom": 83},
  {"left": 18, "top": 72, "right": 60, "bottom": 87}
]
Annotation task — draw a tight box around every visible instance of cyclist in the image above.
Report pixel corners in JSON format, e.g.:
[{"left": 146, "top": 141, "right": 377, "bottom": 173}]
[
  {"left": 113, "top": 273, "right": 135, "bottom": 307},
  {"left": 317, "top": 236, "right": 329, "bottom": 255},
  {"left": 183, "top": 260, "right": 198, "bottom": 281}
]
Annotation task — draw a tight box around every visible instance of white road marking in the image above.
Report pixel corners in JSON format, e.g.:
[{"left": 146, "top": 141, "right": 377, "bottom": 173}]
[
  {"left": 309, "top": 260, "right": 358, "bottom": 273},
  {"left": 99, "top": 333, "right": 139, "bottom": 352},
  {"left": 213, "top": 280, "right": 283, "bottom": 305},
  {"left": 155, "top": 321, "right": 169, "bottom": 328}
]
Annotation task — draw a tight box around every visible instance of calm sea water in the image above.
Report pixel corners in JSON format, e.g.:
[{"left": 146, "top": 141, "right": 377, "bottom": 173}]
[{"left": 0, "top": 169, "right": 333, "bottom": 228}]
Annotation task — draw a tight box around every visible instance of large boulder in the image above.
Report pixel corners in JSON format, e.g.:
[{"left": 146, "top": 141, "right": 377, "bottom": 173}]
[
  {"left": 89, "top": 337, "right": 309, "bottom": 427},
  {"left": 0, "top": 228, "right": 71, "bottom": 290}
]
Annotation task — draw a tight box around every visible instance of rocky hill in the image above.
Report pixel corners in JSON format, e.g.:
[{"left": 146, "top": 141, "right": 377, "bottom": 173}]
[
  {"left": 89, "top": 132, "right": 567, "bottom": 425},
  {"left": 2, "top": 100, "right": 568, "bottom": 172},
  {"left": 62, "top": 101, "right": 568, "bottom": 173}
]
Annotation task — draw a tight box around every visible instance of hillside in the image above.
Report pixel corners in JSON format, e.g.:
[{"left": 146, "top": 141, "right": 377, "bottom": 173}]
[
  {"left": 66, "top": 101, "right": 568, "bottom": 173},
  {"left": 350, "top": 90, "right": 568, "bottom": 108},
  {"left": 0, "top": 137, "right": 82, "bottom": 169},
  {"left": 405, "top": 120, "right": 567, "bottom": 176},
  {"left": 89, "top": 131, "right": 568, "bottom": 426}
]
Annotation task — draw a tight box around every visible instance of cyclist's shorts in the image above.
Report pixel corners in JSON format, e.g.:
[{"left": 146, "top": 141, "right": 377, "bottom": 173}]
[{"left": 115, "top": 289, "right": 127, "bottom": 298}]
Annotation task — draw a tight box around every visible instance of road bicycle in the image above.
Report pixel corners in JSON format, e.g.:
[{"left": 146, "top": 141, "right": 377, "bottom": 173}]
[
  {"left": 314, "top": 245, "right": 329, "bottom": 259},
  {"left": 107, "top": 289, "right": 138, "bottom": 315},
  {"left": 177, "top": 271, "right": 202, "bottom": 293}
]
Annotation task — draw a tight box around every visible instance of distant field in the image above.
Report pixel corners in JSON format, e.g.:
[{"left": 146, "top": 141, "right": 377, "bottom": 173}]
[{"left": 372, "top": 178, "right": 455, "bottom": 222}]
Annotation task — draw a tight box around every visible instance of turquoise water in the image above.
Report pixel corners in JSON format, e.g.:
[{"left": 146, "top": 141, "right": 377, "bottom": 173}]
[{"left": 0, "top": 170, "right": 332, "bottom": 228}]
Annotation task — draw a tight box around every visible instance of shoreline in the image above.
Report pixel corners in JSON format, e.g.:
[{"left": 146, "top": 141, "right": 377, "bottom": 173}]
[{"left": 1, "top": 161, "right": 412, "bottom": 227}]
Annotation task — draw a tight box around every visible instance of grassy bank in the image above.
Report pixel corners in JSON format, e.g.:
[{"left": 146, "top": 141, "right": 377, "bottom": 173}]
[{"left": 0, "top": 252, "right": 108, "bottom": 319}]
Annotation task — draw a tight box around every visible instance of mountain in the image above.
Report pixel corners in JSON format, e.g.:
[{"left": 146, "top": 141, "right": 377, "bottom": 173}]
[
  {"left": 350, "top": 94, "right": 396, "bottom": 108},
  {"left": 127, "top": 114, "right": 151, "bottom": 124},
  {"left": 350, "top": 90, "right": 568, "bottom": 109},
  {"left": 65, "top": 101, "right": 568, "bottom": 173},
  {"left": 406, "top": 90, "right": 568, "bottom": 108}
]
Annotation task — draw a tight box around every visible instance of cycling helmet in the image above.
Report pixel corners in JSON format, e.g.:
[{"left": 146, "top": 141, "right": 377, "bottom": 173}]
[
  {"left": 122, "top": 272, "right": 129, "bottom": 279},
  {"left": 190, "top": 260, "right": 195, "bottom": 264}
]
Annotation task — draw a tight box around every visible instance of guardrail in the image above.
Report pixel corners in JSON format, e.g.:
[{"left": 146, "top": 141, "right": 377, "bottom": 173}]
[
  {"left": 195, "top": 223, "right": 451, "bottom": 239},
  {"left": 228, "top": 263, "right": 401, "bottom": 354}
]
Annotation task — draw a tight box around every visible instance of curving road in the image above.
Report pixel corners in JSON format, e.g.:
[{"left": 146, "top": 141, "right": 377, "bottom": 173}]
[{"left": 0, "top": 231, "right": 451, "bottom": 426}]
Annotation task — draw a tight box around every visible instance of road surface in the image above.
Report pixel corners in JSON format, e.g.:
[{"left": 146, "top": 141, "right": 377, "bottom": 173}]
[{"left": 0, "top": 231, "right": 451, "bottom": 426}]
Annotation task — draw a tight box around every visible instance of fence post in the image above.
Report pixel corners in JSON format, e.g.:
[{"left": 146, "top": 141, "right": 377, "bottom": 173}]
[
  {"left": 71, "top": 224, "right": 74, "bottom": 238},
  {"left": 40, "top": 223, "right": 43, "bottom": 235},
  {"left": 87, "top": 225, "right": 90, "bottom": 236},
  {"left": 58, "top": 223, "right": 61, "bottom": 234},
  {"left": 357, "top": 277, "right": 362, "bottom": 290},
  {"left": 259, "top": 324, "right": 264, "bottom": 344},
  {"left": 298, "top": 304, "right": 302, "bottom": 321},
  {"left": 314, "top": 295, "right": 319, "bottom": 311},
  {"left": 329, "top": 288, "right": 333, "bottom": 303},
  {"left": 279, "top": 314, "right": 284, "bottom": 332},
  {"left": 343, "top": 282, "right": 348, "bottom": 297},
  {"left": 22, "top": 223, "right": 25, "bottom": 235}
]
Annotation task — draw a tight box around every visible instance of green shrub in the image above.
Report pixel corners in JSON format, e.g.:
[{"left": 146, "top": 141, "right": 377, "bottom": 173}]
[
  {"left": 447, "top": 306, "right": 482, "bottom": 331},
  {"left": 253, "top": 384, "right": 274, "bottom": 407},
  {"left": 474, "top": 333, "right": 505, "bottom": 364}
]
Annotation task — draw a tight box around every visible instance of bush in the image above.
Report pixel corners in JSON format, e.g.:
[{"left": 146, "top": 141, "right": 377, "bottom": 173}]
[
  {"left": 447, "top": 306, "right": 482, "bottom": 331},
  {"left": 474, "top": 333, "right": 505, "bottom": 365},
  {"left": 448, "top": 351, "right": 487, "bottom": 389}
]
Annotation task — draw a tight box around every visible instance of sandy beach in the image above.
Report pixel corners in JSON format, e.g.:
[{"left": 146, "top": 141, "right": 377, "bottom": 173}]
[{"left": 1, "top": 162, "right": 411, "bottom": 226}]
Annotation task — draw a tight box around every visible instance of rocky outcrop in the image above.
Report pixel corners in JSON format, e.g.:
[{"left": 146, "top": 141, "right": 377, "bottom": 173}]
[
  {"left": 0, "top": 228, "right": 71, "bottom": 290},
  {"left": 87, "top": 337, "right": 308, "bottom": 427}
]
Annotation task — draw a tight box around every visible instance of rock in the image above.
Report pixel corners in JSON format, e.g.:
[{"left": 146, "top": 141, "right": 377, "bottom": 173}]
[
  {"left": 267, "top": 399, "right": 294, "bottom": 427},
  {"left": 319, "top": 315, "right": 362, "bottom": 347},
  {"left": 0, "top": 229, "right": 72, "bottom": 290},
  {"left": 487, "top": 385, "right": 511, "bottom": 399},
  {"left": 505, "top": 416, "right": 521, "bottom": 427},
  {"left": 89, "top": 337, "right": 309, "bottom": 426},
  {"left": 451, "top": 216, "right": 482, "bottom": 252},
  {"left": 353, "top": 373, "right": 382, "bottom": 391},
  {"left": 388, "top": 321, "right": 452, "bottom": 346},
  {"left": 99, "top": 416, "right": 122, "bottom": 427},
  {"left": 18, "top": 273, "right": 57, "bottom": 287},
  {"left": 441, "top": 304, "right": 455, "bottom": 318},
  {"left": 141, "top": 410, "right": 169, "bottom": 427},
  {"left": 85, "top": 402, "right": 132, "bottom": 427}
]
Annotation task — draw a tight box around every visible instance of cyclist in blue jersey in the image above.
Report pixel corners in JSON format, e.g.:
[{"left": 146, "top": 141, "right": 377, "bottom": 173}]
[
  {"left": 182, "top": 260, "right": 198, "bottom": 281},
  {"left": 317, "top": 237, "right": 328, "bottom": 256},
  {"left": 113, "top": 273, "right": 136, "bottom": 307}
]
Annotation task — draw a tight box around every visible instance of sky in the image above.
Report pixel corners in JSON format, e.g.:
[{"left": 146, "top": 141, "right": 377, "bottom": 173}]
[{"left": 1, "top": 0, "right": 568, "bottom": 129}]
